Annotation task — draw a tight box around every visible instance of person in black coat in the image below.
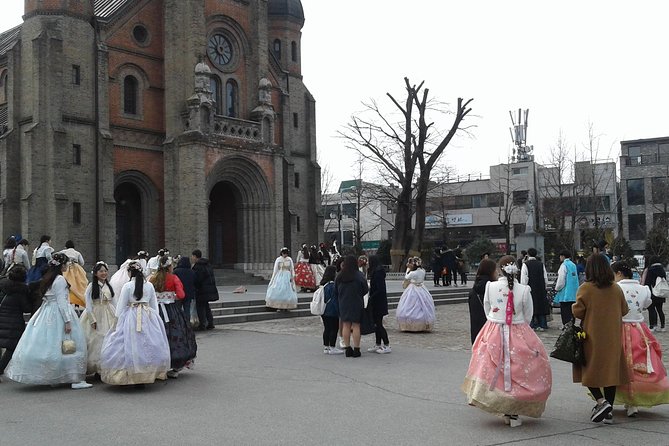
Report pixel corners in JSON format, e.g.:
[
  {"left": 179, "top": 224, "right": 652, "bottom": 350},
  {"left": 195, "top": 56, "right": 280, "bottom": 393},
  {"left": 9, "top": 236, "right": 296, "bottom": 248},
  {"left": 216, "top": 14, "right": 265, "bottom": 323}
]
[
  {"left": 643, "top": 256, "right": 667, "bottom": 331},
  {"left": 335, "top": 255, "right": 369, "bottom": 358},
  {"left": 468, "top": 259, "right": 497, "bottom": 344},
  {"left": 0, "top": 265, "right": 31, "bottom": 378},
  {"left": 191, "top": 249, "right": 219, "bottom": 330},
  {"left": 430, "top": 248, "right": 442, "bottom": 286},
  {"left": 367, "top": 255, "right": 390, "bottom": 354},
  {"left": 441, "top": 248, "right": 457, "bottom": 286},
  {"left": 174, "top": 256, "right": 197, "bottom": 326}
]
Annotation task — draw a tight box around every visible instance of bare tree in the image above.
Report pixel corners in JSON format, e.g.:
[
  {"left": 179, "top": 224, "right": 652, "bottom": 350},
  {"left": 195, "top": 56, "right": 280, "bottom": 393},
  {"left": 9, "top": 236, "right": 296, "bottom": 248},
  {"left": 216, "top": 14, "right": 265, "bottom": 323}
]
[{"left": 340, "top": 77, "right": 473, "bottom": 270}]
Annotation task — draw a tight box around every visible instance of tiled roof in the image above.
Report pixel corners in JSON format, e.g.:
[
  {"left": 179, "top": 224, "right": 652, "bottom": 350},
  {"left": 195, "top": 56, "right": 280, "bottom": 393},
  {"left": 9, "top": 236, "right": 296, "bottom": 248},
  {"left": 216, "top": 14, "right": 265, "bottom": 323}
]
[
  {"left": 0, "top": 24, "right": 21, "bottom": 57},
  {"left": 94, "top": 0, "right": 134, "bottom": 19}
]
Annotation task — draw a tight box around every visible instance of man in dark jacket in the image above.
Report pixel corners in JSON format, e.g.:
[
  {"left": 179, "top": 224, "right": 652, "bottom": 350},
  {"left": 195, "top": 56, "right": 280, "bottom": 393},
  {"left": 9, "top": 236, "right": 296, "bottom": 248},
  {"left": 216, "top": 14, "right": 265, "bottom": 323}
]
[
  {"left": 191, "top": 249, "right": 219, "bottom": 330},
  {"left": 520, "top": 247, "right": 550, "bottom": 331}
]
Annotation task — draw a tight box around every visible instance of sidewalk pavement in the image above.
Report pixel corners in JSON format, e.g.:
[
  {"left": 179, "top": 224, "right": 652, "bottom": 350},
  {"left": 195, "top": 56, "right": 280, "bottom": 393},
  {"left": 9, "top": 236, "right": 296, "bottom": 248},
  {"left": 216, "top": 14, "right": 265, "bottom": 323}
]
[{"left": 3, "top": 281, "right": 668, "bottom": 445}]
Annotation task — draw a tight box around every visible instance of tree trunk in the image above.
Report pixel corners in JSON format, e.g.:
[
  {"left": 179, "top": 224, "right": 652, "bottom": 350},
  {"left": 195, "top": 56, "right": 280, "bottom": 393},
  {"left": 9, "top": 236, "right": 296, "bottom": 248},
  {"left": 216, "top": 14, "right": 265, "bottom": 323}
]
[
  {"left": 390, "top": 186, "right": 412, "bottom": 271},
  {"left": 410, "top": 177, "right": 430, "bottom": 256}
]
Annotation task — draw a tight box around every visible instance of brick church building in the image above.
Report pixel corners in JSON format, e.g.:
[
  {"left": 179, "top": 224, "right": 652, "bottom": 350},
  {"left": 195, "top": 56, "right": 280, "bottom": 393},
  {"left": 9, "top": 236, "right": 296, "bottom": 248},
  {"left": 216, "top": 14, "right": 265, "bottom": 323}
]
[{"left": 0, "top": 0, "right": 321, "bottom": 270}]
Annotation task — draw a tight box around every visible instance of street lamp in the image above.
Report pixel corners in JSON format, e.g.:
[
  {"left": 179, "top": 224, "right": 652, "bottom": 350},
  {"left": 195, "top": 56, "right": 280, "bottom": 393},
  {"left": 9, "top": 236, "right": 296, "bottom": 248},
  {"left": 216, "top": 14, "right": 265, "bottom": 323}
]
[{"left": 339, "top": 185, "right": 356, "bottom": 247}]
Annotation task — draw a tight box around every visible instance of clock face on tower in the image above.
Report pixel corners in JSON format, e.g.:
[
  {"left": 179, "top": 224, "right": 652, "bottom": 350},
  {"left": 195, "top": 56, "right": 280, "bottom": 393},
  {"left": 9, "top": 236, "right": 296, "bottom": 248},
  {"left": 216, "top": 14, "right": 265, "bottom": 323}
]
[{"left": 207, "top": 34, "right": 233, "bottom": 67}]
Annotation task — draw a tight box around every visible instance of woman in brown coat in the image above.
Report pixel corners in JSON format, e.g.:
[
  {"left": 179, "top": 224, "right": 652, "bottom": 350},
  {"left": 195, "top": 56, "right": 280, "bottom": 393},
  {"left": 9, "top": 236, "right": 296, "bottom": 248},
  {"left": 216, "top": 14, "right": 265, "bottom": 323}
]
[{"left": 572, "top": 253, "right": 630, "bottom": 423}]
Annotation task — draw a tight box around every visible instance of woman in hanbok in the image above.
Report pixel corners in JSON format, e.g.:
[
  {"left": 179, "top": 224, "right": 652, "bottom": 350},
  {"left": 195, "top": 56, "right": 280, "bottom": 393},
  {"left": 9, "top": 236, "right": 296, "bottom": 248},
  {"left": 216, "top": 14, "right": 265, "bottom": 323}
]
[
  {"left": 59, "top": 240, "right": 88, "bottom": 308},
  {"left": 294, "top": 244, "right": 316, "bottom": 291},
  {"left": 149, "top": 255, "right": 197, "bottom": 379},
  {"left": 396, "top": 257, "right": 436, "bottom": 332},
  {"left": 5, "top": 253, "right": 92, "bottom": 389},
  {"left": 265, "top": 248, "right": 298, "bottom": 310},
  {"left": 462, "top": 255, "right": 552, "bottom": 427},
  {"left": 79, "top": 262, "right": 116, "bottom": 376},
  {"left": 26, "top": 235, "right": 54, "bottom": 283},
  {"left": 109, "top": 258, "right": 134, "bottom": 297},
  {"left": 309, "top": 245, "right": 323, "bottom": 289},
  {"left": 100, "top": 261, "right": 170, "bottom": 385},
  {"left": 612, "top": 261, "right": 669, "bottom": 417}
]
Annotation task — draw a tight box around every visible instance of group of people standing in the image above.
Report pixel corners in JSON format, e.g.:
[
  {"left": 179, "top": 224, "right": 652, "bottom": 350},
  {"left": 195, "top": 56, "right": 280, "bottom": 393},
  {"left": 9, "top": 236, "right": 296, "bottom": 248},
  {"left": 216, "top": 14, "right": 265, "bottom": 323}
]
[
  {"left": 464, "top": 249, "right": 669, "bottom": 427},
  {"left": 430, "top": 246, "right": 468, "bottom": 287},
  {"left": 265, "top": 244, "right": 438, "bottom": 356},
  {"left": 0, "top": 238, "right": 218, "bottom": 389}
]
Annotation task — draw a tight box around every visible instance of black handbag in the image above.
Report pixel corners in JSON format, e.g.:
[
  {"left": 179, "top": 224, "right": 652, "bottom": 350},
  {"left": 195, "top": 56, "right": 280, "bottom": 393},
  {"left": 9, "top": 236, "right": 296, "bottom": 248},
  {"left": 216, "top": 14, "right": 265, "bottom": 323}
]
[
  {"left": 359, "top": 306, "right": 376, "bottom": 335},
  {"left": 550, "top": 319, "right": 585, "bottom": 365}
]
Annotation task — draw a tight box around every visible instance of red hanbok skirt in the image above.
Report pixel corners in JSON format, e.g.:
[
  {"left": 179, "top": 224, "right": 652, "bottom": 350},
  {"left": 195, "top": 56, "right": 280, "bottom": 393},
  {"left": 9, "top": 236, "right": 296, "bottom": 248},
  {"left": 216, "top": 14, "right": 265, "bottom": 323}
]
[{"left": 294, "top": 262, "right": 316, "bottom": 289}]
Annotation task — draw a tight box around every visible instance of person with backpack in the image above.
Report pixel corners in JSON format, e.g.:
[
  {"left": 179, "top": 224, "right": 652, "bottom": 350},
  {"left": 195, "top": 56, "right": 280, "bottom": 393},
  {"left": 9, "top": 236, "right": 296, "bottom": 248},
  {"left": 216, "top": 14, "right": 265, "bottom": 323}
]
[
  {"left": 643, "top": 256, "right": 667, "bottom": 332},
  {"left": 319, "top": 266, "right": 343, "bottom": 355}
]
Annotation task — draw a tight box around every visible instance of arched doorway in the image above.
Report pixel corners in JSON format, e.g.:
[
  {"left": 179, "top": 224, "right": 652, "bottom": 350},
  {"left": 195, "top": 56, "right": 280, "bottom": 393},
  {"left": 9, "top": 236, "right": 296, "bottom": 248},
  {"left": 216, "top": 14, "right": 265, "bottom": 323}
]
[
  {"left": 115, "top": 183, "right": 142, "bottom": 265},
  {"left": 209, "top": 181, "right": 238, "bottom": 266}
]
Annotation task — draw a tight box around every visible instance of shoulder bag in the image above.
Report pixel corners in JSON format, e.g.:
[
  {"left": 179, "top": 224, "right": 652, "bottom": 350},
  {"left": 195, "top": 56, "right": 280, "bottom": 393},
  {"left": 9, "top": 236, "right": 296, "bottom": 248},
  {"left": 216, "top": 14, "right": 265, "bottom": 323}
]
[{"left": 550, "top": 319, "right": 585, "bottom": 365}]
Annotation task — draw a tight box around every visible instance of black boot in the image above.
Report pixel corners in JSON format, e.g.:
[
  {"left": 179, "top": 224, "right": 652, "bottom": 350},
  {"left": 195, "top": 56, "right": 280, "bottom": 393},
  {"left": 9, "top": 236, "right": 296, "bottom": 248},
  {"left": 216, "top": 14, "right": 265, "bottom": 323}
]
[
  {"left": 352, "top": 347, "right": 361, "bottom": 358},
  {"left": 345, "top": 346, "right": 354, "bottom": 357}
]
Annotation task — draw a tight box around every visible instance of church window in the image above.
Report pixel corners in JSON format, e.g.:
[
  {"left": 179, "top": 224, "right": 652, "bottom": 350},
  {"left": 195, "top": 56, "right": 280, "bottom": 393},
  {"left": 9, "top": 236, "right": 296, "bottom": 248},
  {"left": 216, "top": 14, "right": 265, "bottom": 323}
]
[
  {"left": 226, "top": 79, "right": 238, "bottom": 118},
  {"left": 132, "top": 25, "right": 149, "bottom": 46},
  {"left": 210, "top": 75, "right": 222, "bottom": 115},
  {"left": 291, "top": 41, "right": 298, "bottom": 62},
  {"left": 293, "top": 112, "right": 298, "bottom": 128},
  {"left": 0, "top": 71, "right": 7, "bottom": 101},
  {"left": 72, "top": 65, "right": 80, "bottom": 85},
  {"left": 123, "top": 75, "right": 138, "bottom": 115},
  {"left": 296, "top": 216, "right": 301, "bottom": 232},
  {"left": 273, "top": 39, "right": 281, "bottom": 60},
  {"left": 73, "top": 144, "right": 81, "bottom": 165},
  {"left": 73, "top": 202, "right": 81, "bottom": 225},
  {"left": 294, "top": 172, "right": 300, "bottom": 188}
]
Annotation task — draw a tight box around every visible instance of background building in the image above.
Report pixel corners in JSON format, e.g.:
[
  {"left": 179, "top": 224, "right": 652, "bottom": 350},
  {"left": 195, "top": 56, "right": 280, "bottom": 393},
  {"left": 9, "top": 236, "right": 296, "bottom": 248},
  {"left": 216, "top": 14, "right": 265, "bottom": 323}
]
[
  {"left": 620, "top": 136, "right": 669, "bottom": 253},
  {"left": 0, "top": 0, "right": 320, "bottom": 270}
]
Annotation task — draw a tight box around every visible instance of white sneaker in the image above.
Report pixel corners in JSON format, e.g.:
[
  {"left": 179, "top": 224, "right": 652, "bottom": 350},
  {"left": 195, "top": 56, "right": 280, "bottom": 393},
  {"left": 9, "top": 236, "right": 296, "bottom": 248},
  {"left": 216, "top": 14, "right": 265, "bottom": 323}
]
[
  {"left": 659, "top": 327, "right": 667, "bottom": 333},
  {"left": 626, "top": 405, "right": 639, "bottom": 417},
  {"left": 166, "top": 370, "right": 179, "bottom": 379},
  {"left": 376, "top": 345, "right": 392, "bottom": 354},
  {"left": 650, "top": 327, "right": 657, "bottom": 332},
  {"left": 323, "top": 346, "right": 331, "bottom": 354},
  {"left": 368, "top": 345, "right": 381, "bottom": 352},
  {"left": 71, "top": 381, "right": 92, "bottom": 389},
  {"left": 338, "top": 337, "right": 345, "bottom": 348},
  {"left": 328, "top": 347, "right": 345, "bottom": 355}
]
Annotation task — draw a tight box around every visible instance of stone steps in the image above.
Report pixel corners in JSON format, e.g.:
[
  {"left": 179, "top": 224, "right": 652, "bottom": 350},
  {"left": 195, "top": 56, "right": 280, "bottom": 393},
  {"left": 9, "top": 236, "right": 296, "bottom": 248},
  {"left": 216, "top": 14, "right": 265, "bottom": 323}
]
[
  {"left": 213, "top": 268, "right": 269, "bottom": 286},
  {"left": 210, "top": 288, "right": 469, "bottom": 325}
]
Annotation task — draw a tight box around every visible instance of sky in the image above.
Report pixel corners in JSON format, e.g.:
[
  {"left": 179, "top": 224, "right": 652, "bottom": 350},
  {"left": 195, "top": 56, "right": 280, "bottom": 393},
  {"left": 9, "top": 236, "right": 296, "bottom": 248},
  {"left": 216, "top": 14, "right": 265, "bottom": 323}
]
[{"left": 2, "top": 1, "right": 668, "bottom": 191}]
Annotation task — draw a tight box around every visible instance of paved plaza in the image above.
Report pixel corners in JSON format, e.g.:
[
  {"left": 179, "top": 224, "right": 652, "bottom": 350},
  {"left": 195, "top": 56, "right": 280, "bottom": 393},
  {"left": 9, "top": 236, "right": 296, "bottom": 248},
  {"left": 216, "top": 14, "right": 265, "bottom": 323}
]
[{"left": 2, "top": 286, "right": 669, "bottom": 445}]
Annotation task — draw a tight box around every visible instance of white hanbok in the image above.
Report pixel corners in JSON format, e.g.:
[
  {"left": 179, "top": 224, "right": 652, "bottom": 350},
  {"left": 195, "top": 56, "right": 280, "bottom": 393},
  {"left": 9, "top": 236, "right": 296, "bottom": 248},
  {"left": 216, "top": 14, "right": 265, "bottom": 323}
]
[
  {"left": 265, "top": 256, "right": 298, "bottom": 309},
  {"left": 396, "top": 268, "right": 436, "bottom": 332},
  {"left": 5, "top": 276, "right": 87, "bottom": 384},
  {"left": 109, "top": 259, "right": 132, "bottom": 299},
  {"left": 100, "top": 280, "right": 170, "bottom": 385},
  {"left": 79, "top": 281, "right": 117, "bottom": 375}
]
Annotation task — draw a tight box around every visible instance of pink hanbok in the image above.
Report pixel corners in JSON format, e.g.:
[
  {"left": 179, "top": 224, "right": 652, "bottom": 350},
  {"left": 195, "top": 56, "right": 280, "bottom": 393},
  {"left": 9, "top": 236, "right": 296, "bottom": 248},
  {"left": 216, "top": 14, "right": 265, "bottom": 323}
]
[
  {"left": 614, "top": 279, "right": 669, "bottom": 408},
  {"left": 463, "top": 278, "right": 552, "bottom": 418}
]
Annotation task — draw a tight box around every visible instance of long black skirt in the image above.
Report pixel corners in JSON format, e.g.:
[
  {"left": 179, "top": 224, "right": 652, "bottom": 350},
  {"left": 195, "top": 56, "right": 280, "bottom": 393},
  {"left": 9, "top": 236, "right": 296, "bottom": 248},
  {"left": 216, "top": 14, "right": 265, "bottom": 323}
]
[{"left": 159, "top": 302, "right": 197, "bottom": 370}]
